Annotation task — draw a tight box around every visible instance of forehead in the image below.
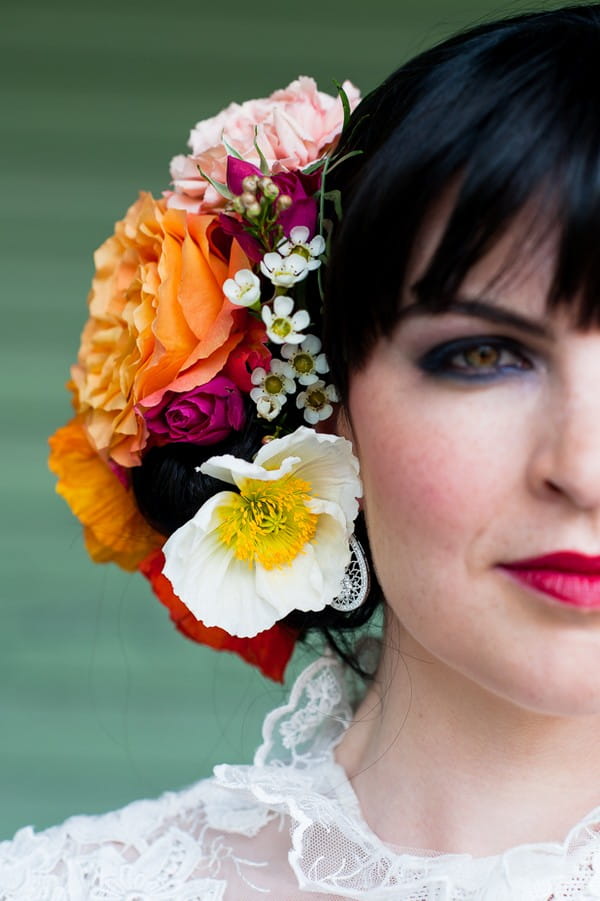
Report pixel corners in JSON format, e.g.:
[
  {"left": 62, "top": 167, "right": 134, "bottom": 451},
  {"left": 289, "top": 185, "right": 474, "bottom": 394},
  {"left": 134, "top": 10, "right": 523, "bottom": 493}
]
[{"left": 405, "top": 184, "right": 583, "bottom": 325}]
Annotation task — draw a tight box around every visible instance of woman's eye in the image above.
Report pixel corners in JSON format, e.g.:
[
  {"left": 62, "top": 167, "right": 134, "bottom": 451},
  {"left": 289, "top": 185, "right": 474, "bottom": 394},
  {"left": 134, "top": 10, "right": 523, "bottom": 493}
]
[{"left": 418, "top": 337, "right": 533, "bottom": 379}]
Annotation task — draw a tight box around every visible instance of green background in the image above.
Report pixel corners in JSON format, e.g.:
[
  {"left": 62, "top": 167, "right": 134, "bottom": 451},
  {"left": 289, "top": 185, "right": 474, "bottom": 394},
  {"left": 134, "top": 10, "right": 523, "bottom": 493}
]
[{"left": 1, "top": 0, "right": 569, "bottom": 840}]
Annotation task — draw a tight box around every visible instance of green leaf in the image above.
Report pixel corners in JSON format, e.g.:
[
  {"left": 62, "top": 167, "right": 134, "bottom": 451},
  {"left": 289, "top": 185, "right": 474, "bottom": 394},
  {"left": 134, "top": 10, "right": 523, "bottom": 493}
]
[
  {"left": 343, "top": 112, "right": 370, "bottom": 147},
  {"left": 326, "top": 149, "right": 363, "bottom": 174},
  {"left": 221, "top": 132, "right": 244, "bottom": 160},
  {"left": 197, "top": 165, "right": 233, "bottom": 199},
  {"left": 253, "top": 127, "right": 270, "bottom": 175},
  {"left": 318, "top": 154, "right": 332, "bottom": 241},
  {"left": 317, "top": 261, "right": 325, "bottom": 301},
  {"left": 302, "top": 157, "right": 327, "bottom": 176},
  {"left": 333, "top": 80, "right": 352, "bottom": 129}
]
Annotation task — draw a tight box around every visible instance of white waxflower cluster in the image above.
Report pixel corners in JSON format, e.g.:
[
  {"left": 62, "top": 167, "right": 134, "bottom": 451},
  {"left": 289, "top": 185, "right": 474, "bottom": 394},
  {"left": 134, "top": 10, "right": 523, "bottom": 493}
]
[
  {"left": 222, "top": 225, "right": 338, "bottom": 423},
  {"left": 250, "top": 334, "right": 339, "bottom": 422}
]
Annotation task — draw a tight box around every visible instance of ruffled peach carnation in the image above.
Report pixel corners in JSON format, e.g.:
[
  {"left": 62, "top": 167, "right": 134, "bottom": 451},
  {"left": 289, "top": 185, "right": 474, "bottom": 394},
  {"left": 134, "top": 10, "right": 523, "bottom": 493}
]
[
  {"left": 71, "top": 192, "right": 254, "bottom": 467},
  {"left": 49, "top": 417, "right": 164, "bottom": 570},
  {"left": 167, "top": 77, "right": 361, "bottom": 213}
]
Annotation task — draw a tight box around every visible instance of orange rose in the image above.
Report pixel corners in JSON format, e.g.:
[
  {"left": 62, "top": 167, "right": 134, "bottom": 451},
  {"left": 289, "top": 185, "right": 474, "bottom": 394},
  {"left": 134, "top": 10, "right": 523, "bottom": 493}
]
[{"left": 71, "top": 192, "right": 252, "bottom": 467}]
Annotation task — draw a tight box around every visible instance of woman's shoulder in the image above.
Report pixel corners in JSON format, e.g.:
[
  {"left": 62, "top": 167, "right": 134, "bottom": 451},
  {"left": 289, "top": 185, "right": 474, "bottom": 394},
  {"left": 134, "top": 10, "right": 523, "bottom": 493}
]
[
  {"left": 0, "top": 771, "right": 297, "bottom": 900},
  {"left": 0, "top": 777, "right": 219, "bottom": 898}
]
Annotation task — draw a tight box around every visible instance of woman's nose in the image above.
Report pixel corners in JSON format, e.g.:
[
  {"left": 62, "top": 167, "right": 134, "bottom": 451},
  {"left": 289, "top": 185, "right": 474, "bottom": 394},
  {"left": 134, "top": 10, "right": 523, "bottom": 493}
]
[{"left": 528, "top": 369, "right": 600, "bottom": 512}]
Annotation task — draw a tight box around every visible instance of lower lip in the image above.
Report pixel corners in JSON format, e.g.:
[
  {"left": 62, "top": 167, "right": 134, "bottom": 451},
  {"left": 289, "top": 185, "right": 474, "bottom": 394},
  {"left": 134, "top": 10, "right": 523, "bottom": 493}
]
[{"left": 499, "top": 568, "right": 600, "bottom": 610}]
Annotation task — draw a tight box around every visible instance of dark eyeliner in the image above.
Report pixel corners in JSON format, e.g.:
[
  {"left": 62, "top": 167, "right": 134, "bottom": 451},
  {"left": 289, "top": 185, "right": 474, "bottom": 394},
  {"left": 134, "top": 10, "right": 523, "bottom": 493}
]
[{"left": 417, "top": 335, "right": 532, "bottom": 380}]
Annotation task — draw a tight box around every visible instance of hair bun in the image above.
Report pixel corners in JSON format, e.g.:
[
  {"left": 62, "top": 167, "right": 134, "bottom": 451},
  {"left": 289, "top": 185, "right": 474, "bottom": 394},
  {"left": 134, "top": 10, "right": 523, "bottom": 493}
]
[{"left": 131, "top": 420, "right": 265, "bottom": 536}]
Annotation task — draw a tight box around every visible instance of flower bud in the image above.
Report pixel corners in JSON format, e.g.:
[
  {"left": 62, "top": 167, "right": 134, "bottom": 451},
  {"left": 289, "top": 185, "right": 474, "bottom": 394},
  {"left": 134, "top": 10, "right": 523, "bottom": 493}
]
[
  {"left": 246, "top": 201, "right": 262, "bottom": 218},
  {"left": 242, "top": 191, "right": 257, "bottom": 207},
  {"left": 262, "top": 181, "right": 280, "bottom": 200},
  {"left": 231, "top": 196, "right": 245, "bottom": 214},
  {"left": 277, "top": 194, "right": 293, "bottom": 211},
  {"left": 242, "top": 175, "right": 259, "bottom": 193}
]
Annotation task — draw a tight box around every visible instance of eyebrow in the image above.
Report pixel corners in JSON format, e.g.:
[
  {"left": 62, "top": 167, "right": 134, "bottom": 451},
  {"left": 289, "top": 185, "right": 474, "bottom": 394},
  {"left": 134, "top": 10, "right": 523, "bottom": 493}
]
[{"left": 400, "top": 297, "right": 552, "bottom": 339}]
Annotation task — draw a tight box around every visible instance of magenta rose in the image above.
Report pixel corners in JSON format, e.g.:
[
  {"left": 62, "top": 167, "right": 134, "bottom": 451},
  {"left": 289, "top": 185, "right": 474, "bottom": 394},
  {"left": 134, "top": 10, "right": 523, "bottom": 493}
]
[{"left": 143, "top": 376, "right": 245, "bottom": 446}]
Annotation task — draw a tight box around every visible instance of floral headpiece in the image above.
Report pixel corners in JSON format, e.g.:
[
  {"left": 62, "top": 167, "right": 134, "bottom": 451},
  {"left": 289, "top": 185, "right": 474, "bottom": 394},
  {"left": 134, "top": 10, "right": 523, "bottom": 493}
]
[{"left": 49, "top": 77, "right": 363, "bottom": 682}]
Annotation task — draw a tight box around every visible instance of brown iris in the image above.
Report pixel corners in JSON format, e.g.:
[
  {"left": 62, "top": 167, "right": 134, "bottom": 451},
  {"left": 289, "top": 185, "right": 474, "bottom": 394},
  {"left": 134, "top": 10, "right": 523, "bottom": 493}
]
[{"left": 463, "top": 345, "right": 500, "bottom": 368}]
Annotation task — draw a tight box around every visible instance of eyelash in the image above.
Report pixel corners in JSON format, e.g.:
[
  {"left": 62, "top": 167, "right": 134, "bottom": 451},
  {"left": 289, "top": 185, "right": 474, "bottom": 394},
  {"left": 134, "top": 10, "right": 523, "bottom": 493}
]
[{"left": 418, "top": 336, "right": 534, "bottom": 381}]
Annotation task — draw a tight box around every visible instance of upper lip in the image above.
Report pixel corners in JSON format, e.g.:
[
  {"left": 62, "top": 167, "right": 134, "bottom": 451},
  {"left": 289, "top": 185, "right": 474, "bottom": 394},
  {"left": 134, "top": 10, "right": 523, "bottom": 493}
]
[{"left": 501, "top": 552, "right": 600, "bottom": 575}]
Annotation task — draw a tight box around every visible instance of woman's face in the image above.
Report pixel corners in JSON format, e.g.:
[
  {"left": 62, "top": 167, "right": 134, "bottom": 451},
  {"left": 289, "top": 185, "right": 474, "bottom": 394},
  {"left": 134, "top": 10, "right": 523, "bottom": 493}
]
[{"left": 345, "top": 212, "right": 600, "bottom": 717}]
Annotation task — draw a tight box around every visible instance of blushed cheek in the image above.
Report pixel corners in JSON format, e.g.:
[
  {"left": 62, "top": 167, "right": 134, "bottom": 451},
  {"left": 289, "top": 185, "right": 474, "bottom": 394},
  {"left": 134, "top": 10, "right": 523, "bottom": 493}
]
[{"left": 361, "top": 424, "right": 483, "bottom": 559}]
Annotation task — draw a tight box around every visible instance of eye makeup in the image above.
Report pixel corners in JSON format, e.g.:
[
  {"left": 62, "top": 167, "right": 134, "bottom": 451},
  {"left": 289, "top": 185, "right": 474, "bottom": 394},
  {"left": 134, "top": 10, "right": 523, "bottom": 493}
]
[{"left": 417, "top": 335, "right": 535, "bottom": 381}]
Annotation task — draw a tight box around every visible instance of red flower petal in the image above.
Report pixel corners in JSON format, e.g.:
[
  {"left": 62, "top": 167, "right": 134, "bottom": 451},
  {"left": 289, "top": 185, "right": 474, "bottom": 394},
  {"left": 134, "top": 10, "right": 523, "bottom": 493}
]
[{"left": 139, "top": 549, "right": 297, "bottom": 682}]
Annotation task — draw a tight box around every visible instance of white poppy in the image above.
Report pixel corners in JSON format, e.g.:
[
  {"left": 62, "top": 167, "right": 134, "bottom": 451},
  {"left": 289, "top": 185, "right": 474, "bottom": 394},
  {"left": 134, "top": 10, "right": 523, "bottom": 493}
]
[{"left": 161, "top": 427, "right": 361, "bottom": 637}]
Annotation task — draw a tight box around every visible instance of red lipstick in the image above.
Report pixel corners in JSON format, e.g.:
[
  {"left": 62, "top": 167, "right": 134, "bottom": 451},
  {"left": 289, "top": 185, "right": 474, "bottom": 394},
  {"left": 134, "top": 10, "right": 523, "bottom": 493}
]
[{"left": 499, "top": 552, "right": 600, "bottom": 609}]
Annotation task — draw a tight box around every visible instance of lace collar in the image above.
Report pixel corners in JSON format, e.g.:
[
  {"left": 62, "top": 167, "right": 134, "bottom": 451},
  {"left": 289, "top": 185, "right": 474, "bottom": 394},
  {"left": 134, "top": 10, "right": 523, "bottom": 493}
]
[{"left": 214, "top": 652, "right": 600, "bottom": 900}]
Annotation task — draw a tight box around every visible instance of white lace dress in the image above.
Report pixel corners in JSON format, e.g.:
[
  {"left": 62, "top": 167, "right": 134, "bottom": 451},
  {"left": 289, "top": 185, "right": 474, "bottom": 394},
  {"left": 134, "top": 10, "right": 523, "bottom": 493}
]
[{"left": 3, "top": 653, "right": 600, "bottom": 900}]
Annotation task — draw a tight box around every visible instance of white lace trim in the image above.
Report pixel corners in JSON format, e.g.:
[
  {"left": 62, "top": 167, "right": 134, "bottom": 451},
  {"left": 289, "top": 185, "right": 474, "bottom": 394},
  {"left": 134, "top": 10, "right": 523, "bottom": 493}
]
[
  {"left": 216, "top": 652, "right": 600, "bottom": 899},
  {"left": 3, "top": 651, "right": 600, "bottom": 898}
]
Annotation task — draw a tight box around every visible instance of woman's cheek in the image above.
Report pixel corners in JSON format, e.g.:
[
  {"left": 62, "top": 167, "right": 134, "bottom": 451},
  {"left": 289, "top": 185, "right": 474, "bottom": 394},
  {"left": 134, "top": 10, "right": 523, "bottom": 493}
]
[{"left": 361, "top": 420, "right": 491, "bottom": 551}]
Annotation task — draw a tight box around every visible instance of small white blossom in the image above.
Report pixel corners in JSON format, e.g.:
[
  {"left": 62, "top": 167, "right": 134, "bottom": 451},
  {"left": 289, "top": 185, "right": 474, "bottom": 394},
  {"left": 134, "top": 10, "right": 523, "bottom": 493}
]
[
  {"left": 260, "top": 251, "right": 309, "bottom": 287},
  {"left": 255, "top": 394, "right": 285, "bottom": 421},
  {"left": 250, "top": 360, "right": 295, "bottom": 420},
  {"left": 277, "top": 225, "right": 325, "bottom": 271},
  {"left": 222, "top": 268, "right": 261, "bottom": 307},
  {"left": 250, "top": 360, "right": 295, "bottom": 401},
  {"left": 262, "top": 296, "right": 310, "bottom": 345},
  {"left": 296, "top": 379, "right": 339, "bottom": 424},
  {"left": 281, "top": 334, "right": 329, "bottom": 385}
]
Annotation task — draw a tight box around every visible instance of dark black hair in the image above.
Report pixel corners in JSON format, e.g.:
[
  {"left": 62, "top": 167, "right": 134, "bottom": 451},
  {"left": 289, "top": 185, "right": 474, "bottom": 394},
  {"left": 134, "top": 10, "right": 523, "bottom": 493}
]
[
  {"left": 134, "top": 3, "right": 600, "bottom": 677},
  {"left": 324, "top": 3, "right": 600, "bottom": 401}
]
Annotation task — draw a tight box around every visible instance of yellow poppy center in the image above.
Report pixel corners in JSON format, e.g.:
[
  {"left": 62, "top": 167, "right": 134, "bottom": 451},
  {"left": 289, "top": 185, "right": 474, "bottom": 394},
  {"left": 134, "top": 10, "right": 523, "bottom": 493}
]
[{"left": 217, "top": 475, "right": 317, "bottom": 569}]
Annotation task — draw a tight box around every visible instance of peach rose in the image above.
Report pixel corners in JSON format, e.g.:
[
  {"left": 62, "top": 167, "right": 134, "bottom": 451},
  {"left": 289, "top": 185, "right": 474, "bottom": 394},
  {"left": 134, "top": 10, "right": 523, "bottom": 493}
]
[
  {"left": 71, "top": 192, "right": 252, "bottom": 467},
  {"left": 167, "top": 77, "right": 361, "bottom": 213}
]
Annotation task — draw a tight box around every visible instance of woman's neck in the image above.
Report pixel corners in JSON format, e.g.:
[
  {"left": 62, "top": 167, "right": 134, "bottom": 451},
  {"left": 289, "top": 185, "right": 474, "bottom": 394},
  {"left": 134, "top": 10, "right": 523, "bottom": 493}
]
[{"left": 335, "top": 630, "right": 600, "bottom": 857}]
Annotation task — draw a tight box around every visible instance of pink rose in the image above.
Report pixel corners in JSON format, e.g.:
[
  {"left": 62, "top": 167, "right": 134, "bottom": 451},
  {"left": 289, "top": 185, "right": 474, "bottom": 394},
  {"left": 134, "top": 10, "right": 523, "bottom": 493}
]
[
  {"left": 166, "top": 77, "right": 361, "bottom": 213},
  {"left": 143, "top": 377, "right": 245, "bottom": 446}
]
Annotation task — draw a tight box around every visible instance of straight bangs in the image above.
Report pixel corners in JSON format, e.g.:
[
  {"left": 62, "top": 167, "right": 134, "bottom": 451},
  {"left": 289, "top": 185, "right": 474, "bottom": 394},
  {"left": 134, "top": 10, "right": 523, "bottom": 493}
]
[{"left": 324, "top": 4, "right": 600, "bottom": 399}]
